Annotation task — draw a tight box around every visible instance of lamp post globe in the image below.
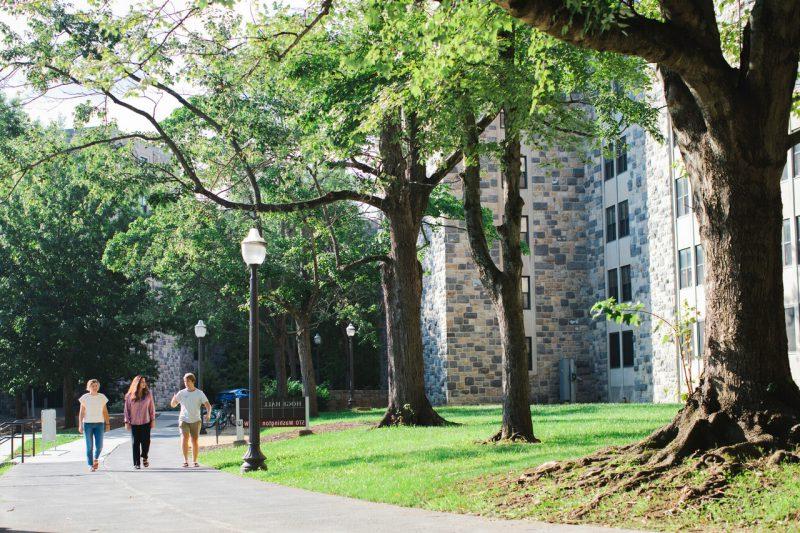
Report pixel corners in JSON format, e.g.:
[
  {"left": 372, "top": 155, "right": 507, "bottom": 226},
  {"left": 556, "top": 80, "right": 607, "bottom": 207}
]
[
  {"left": 194, "top": 320, "right": 208, "bottom": 433},
  {"left": 346, "top": 323, "right": 355, "bottom": 409},
  {"left": 241, "top": 228, "right": 267, "bottom": 473}
]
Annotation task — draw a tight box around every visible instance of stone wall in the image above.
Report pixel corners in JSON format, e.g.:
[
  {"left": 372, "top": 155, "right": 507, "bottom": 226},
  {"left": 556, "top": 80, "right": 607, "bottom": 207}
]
[
  {"left": 420, "top": 117, "right": 606, "bottom": 405},
  {"left": 528, "top": 144, "right": 597, "bottom": 404},
  {"left": 421, "top": 224, "right": 449, "bottom": 405},
  {"left": 147, "top": 332, "right": 196, "bottom": 409},
  {"left": 645, "top": 98, "right": 682, "bottom": 403},
  {"left": 326, "top": 389, "right": 388, "bottom": 411}
]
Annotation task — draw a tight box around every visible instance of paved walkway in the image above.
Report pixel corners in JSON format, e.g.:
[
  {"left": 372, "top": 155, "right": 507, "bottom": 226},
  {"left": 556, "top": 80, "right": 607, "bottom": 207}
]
[{"left": 0, "top": 412, "right": 637, "bottom": 533}]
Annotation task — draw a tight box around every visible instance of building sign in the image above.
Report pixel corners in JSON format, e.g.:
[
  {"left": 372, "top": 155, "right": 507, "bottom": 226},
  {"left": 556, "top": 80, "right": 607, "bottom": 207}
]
[{"left": 240, "top": 399, "right": 306, "bottom": 428}]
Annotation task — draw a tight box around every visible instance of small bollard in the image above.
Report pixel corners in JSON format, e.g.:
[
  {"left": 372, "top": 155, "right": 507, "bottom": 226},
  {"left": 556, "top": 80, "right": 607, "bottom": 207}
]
[
  {"left": 234, "top": 397, "right": 245, "bottom": 445},
  {"left": 299, "top": 396, "right": 313, "bottom": 436}
]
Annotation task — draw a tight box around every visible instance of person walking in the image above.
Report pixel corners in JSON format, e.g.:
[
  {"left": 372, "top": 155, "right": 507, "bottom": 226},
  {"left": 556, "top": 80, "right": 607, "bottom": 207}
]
[
  {"left": 78, "top": 379, "right": 110, "bottom": 472},
  {"left": 124, "top": 375, "right": 156, "bottom": 470},
  {"left": 170, "top": 373, "right": 211, "bottom": 468}
]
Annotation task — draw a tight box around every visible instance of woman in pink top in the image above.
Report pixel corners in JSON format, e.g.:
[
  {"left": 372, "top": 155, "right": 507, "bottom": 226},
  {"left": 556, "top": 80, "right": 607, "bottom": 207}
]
[{"left": 124, "top": 375, "right": 156, "bottom": 469}]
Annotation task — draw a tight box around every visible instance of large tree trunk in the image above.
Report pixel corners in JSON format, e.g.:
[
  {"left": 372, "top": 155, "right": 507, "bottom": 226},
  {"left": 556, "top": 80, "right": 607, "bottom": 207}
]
[
  {"left": 273, "top": 315, "right": 289, "bottom": 398},
  {"left": 461, "top": 106, "right": 537, "bottom": 442},
  {"left": 641, "top": 86, "right": 800, "bottom": 460},
  {"left": 294, "top": 312, "right": 318, "bottom": 417},
  {"left": 378, "top": 209, "right": 447, "bottom": 426},
  {"left": 62, "top": 374, "right": 75, "bottom": 429},
  {"left": 490, "top": 0, "right": 800, "bottom": 461},
  {"left": 376, "top": 113, "right": 448, "bottom": 427}
]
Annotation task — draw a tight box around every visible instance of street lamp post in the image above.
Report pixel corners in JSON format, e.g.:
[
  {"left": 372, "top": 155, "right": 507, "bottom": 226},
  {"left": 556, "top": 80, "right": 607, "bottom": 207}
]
[
  {"left": 346, "top": 323, "right": 356, "bottom": 409},
  {"left": 313, "top": 333, "right": 322, "bottom": 383},
  {"left": 241, "top": 228, "right": 267, "bottom": 473},
  {"left": 194, "top": 320, "right": 208, "bottom": 435}
]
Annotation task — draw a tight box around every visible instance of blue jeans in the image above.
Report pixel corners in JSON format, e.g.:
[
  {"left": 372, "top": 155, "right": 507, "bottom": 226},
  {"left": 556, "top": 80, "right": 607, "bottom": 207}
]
[{"left": 83, "top": 423, "right": 104, "bottom": 466}]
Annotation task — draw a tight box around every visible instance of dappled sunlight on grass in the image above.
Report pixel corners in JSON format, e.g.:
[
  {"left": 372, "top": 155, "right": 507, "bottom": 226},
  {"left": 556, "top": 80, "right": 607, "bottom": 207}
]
[{"left": 203, "top": 403, "right": 679, "bottom": 510}]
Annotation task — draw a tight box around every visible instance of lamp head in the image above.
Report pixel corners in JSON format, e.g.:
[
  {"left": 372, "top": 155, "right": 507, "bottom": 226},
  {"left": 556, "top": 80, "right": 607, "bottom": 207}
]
[
  {"left": 346, "top": 323, "right": 356, "bottom": 337},
  {"left": 194, "top": 320, "right": 207, "bottom": 338},
  {"left": 241, "top": 228, "right": 267, "bottom": 266}
]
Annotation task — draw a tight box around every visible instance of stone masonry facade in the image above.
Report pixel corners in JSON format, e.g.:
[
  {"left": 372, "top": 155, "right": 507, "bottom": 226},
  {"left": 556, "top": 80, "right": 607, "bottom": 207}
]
[
  {"left": 421, "top": 90, "right": 800, "bottom": 406},
  {"left": 147, "top": 332, "right": 196, "bottom": 410}
]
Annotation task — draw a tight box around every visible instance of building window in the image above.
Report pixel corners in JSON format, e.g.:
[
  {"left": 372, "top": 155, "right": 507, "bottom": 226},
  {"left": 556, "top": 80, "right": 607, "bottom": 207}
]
[
  {"left": 605, "top": 206, "right": 616, "bottom": 243},
  {"left": 617, "top": 200, "right": 629, "bottom": 238},
  {"left": 609, "top": 332, "right": 621, "bottom": 369},
  {"left": 783, "top": 218, "right": 792, "bottom": 266},
  {"left": 675, "top": 177, "right": 690, "bottom": 218},
  {"left": 499, "top": 110, "right": 505, "bottom": 129},
  {"left": 796, "top": 217, "right": 800, "bottom": 265},
  {"left": 521, "top": 276, "right": 531, "bottom": 310},
  {"left": 603, "top": 142, "right": 615, "bottom": 181},
  {"left": 520, "top": 215, "right": 529, "bottom": 245},
  {"left": 520, "top": 156, "right": 528, "bottom": 189},
  {"left": 607, "top": 268, "right": 619, "bottom": 302},
  {"left": 620, "top": 265, "right": 632, "bottom": 302},
  {"left": 696, "top": 320, "right": 704, "bottom": 358},
  {"left": 695, "top": 245, "right": 704, "bottom": 286},
  {"left": 793, "top": 143, "right": 800, "bottom": 178},
  {"left": 615, "top": 136, "right": 628, "bottom": 174},
  {"left": 622, "top": 330, "right": 634, "bottom": 367},
  {"left": 679, "top": 248, "right": 692, "bottom": 289},
  {"left": 526, "top": 336, "right": 533, "bottom": 371},
  {"left": 786, "top": 307, "right": 797, "bottom": 352}
]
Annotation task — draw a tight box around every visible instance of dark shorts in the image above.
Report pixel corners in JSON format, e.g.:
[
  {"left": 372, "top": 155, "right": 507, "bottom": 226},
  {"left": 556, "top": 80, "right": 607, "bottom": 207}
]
[{"left": 179, "top": 420, "right": 201, "bottom": 439}]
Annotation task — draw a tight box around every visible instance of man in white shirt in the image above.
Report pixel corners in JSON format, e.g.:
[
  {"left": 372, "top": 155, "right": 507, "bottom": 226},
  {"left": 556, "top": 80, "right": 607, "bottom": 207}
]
[{"left": 170, "top": 373, "right": 211, "bottom": 467}]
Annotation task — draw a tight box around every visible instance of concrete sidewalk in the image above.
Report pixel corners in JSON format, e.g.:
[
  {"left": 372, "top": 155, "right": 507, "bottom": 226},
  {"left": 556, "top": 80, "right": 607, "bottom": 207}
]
[{"left": 0, "top": 412, "right": 639, "bottom": 533}]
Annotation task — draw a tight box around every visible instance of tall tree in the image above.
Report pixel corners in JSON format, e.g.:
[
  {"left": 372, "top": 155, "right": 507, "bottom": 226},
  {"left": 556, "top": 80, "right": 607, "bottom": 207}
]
[
  {"left": 411, "top": 0, "right": 655, "bottom": 441},
  {"left": 495, "top": 0, "right": 800, "bottom": 479},
  {"left": 0, "top": 123, "right": 157, "bottom": 426},
  {"left": 0, "top": 0, "right": 449, "bottom": 425}
]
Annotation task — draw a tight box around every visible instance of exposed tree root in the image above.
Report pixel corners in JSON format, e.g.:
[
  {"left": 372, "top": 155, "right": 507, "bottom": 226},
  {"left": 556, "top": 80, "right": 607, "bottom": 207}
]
[
  {"left": 514, "top": 381, "right": 800, "bottom": 517},
  {"left": 377, "top": 403, "right": 455, "bottom": 427},
  {"left": 487, "top": 430, "right": 540, "bottom": 444}
]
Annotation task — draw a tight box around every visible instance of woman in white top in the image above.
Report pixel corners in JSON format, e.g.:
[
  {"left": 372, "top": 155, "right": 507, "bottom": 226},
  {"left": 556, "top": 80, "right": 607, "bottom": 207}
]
[{"left": 78, "top": 379, "right": 110, "bottom": 471}]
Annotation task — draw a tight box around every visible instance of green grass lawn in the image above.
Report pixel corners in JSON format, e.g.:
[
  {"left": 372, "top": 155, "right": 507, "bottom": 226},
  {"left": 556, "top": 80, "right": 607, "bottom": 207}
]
[
  {"left": 204, "top": 404, "right": 679, "bottom": 511},
  {"left": 0, "top": 432, "right": 81, "bottom": 476}
]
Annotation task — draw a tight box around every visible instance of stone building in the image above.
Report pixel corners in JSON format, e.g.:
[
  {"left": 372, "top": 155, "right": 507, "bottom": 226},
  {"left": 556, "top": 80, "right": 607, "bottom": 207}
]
[{"left": 421, "top": 98, "right": 800, "bottom": 406}]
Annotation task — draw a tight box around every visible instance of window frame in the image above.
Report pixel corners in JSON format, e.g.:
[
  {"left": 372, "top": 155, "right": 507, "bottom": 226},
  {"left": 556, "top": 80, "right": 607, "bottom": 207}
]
[
  {"left": 521, "top": 276, "right": 531, "bottom": 310},
  {"left": 609, "top": 332, "right": 621, "bottom": 369},
  {"left": 605, "top": 205, "right": 617, "bottom": 243},
  {"left": 695, "top": 245, "right": 704, "bottom": 286},
  {"left": 783, "top": 218, "right": 793, "bottom": 267},
  {"left": 678, "top": 248, "right": 692, "bottom": 289},
  {"left": 620, "top": 265, "right": 632, "bottom": 302},
  {"left": 675, "top": 177, "right": 690, "bottom": 218},
  {"left": 622, "top": 330, "right": 634, "bottom": 368},
  {"left": 617, "top": 200, "right": 629, "bottom": 238},
  {"left": 607, "top": 268, "right": 619, "bottom": 302},
  {"left": 520, "top": 215, "right": 529, "bottom": 246},
  {"left": 603, "top": 142, "right": 615, "bottom": 181},
  {"left": 615, "top": 136, "right": 628, "bottom": 174},
  {"left": 520, "top": 155, "right": 528, "bottom": 189}
]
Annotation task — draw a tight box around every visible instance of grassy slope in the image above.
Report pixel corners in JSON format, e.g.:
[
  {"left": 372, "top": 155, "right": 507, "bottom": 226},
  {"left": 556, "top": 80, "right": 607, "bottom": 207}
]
[{"left": 204, "top": 404, "right": 678, "bottom": 510}]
